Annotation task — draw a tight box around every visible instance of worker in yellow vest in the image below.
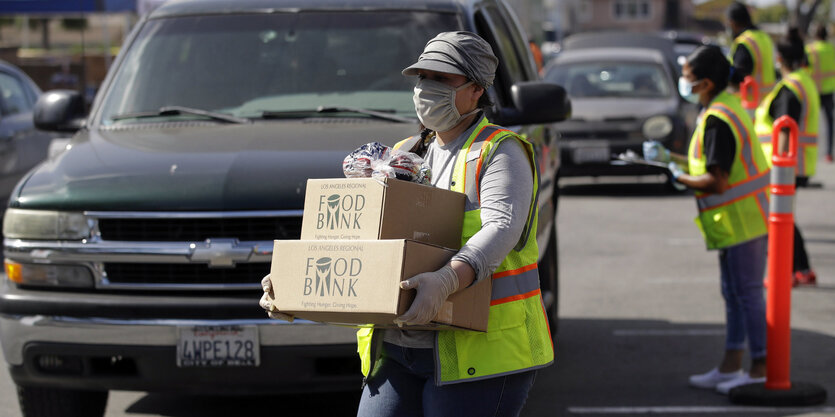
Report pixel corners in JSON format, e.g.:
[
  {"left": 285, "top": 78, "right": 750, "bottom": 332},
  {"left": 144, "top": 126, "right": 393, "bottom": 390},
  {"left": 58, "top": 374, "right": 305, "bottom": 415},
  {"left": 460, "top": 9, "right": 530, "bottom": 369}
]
[
  {"left": 755, "top": 27, "right": 818, "bottom": 286},
  {"left": 756, "top": 28, "right": 821, "bottom": 184},
  {"left": 726, "top": 2, "right": 776, "bottom": 105},
  {"left": 645, "top": 46, "right": 770, "bottom": 395},
  {"left": 260, "top": 32, "right": 553, "bottom": 415},
  {"left": 806, "top": 24, "right": 835, "bottom": 163}
]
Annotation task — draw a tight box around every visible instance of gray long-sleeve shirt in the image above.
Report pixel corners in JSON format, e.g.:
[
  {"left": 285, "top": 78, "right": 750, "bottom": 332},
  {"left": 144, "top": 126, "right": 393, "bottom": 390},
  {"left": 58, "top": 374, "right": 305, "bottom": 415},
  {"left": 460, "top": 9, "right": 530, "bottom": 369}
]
[{"left": 383, "top": 117, "right": 534, "bottom": 348}]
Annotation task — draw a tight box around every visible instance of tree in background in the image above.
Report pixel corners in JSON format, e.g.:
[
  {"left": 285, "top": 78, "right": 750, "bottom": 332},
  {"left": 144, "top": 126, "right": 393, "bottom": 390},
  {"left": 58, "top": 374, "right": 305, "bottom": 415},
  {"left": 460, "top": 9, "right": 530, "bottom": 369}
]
[
  {"left": 791, "top": 0, "right": 824, "bottom": 36},
  {"left": 754, "top": 4, "right": 788, "bottom": 23}
]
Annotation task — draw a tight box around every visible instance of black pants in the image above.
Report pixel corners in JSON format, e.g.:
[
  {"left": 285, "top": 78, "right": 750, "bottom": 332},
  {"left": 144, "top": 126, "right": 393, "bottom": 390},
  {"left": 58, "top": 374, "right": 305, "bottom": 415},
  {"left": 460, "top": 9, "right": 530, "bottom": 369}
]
[
  {"left": 794, "top": 224, "right": 810, "bottom": 272},
  {"left": 822, "top": 93, "right": 834, "bottom": 157}
]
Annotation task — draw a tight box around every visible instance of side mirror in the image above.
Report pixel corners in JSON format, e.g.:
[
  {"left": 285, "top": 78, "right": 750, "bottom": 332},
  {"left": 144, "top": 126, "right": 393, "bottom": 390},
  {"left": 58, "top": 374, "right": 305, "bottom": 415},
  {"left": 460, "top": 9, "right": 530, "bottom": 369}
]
[
  {"left": 494, "top": 81, "right": 571, "bottom": 126},
  {"left": 33, "top": 90, "right": 86, "bottom": 133}
]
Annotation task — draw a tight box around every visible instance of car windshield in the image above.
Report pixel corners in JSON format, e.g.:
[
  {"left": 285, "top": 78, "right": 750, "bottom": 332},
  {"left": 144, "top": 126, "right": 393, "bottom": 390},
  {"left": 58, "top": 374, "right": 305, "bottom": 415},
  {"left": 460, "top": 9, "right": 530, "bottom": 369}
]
[
  {"left": 98, "top": 11, "right": 461, "bottom": 125},
  {"left": 546, "top": 61, "right": 671, "bottom": 99}
]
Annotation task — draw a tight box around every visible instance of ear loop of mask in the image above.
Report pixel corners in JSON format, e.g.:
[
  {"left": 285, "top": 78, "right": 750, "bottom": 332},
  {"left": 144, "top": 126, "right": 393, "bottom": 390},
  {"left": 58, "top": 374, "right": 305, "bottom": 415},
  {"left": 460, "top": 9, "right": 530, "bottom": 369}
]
[{"left": 455, "top": 81, "right": 481, "bottom": 120}]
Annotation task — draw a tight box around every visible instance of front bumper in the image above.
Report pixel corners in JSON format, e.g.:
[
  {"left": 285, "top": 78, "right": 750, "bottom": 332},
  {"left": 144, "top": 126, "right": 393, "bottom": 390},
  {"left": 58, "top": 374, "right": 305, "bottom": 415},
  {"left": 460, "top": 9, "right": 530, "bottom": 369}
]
[
  {"left": 1, "top": 315, "right": 359, "bottom": 394},
  {"left": 0, "top": 283, "right": 360, "bottom": 393}
]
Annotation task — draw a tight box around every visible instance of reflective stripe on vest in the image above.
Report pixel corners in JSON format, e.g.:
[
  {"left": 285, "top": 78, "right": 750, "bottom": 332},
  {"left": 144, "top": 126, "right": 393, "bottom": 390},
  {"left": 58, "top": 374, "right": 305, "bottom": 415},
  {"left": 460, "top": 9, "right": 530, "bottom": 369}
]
[
  {"left": 696, "top": 171, "right": 770, "bottom": 212},
  {"left": 784, "top": 78, "right": 812, "bottom": 137},
  {"left": 491, "top": 265, "right": 540, "bottom": 305},
  {"left": 711, "top": 103, "right": 759, "bottom": 178}
]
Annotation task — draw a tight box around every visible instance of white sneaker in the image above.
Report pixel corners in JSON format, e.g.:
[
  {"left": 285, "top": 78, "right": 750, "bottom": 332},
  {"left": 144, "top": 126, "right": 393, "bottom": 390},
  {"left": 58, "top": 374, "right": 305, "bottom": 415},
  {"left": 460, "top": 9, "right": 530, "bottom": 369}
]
[
  {"left": 688, "top": 368, "right": 744, "bottom": 389},
  {"left": 715, "top": 373, "right": 766, "bottom": 394}
]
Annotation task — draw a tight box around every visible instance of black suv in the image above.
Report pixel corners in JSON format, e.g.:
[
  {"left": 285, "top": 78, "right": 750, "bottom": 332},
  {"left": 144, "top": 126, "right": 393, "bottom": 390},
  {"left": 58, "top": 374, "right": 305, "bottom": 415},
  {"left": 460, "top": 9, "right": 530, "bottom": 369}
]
[{"left": 1, "top": 0, "right": 569, "bottom": 415}]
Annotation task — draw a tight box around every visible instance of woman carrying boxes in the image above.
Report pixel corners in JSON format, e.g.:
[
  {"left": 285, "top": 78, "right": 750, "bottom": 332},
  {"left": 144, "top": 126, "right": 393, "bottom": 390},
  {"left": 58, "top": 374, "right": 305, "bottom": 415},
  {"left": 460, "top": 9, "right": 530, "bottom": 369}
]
[{"left": 260, "top": 31, "right": 552, "bottom": 416}]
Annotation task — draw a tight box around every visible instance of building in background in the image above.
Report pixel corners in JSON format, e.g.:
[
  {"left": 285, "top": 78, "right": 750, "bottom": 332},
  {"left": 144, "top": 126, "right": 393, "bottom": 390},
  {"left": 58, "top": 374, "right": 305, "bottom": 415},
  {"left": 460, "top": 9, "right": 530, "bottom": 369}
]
[{"left": 554, "top": 0, "right": 695, "bottom": 35}]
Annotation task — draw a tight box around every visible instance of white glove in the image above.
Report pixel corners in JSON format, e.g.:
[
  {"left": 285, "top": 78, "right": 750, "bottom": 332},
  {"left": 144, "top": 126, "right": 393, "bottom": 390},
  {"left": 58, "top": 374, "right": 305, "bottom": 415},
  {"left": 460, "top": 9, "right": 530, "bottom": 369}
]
[
  {"left": 643, "top": 140, "right": 671, "bottom": 163},
  {"left": 394, "top": 265, "right": 459, "bottom": 326},
  {"left": 259, "top": 274, "right": 295, "bottom": 322},
  {"left": 667, "top": 162, "right": 687, "bottom": 191},
  {"left": 667, "top": 161, "right": 685, "bottom": 179}
]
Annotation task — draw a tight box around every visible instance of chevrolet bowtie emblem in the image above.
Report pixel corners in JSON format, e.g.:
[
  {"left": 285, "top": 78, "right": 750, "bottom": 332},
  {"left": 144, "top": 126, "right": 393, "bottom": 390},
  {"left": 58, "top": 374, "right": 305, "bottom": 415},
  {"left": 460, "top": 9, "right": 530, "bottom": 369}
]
[{"left": 189, "top": 238, "right": 253, "bottom": 267}]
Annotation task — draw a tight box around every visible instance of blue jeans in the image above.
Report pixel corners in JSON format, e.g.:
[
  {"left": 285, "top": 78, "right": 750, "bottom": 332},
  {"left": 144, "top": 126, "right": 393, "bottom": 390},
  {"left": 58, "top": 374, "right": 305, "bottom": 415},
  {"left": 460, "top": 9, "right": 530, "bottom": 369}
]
[
  {"left": 719, "top": 235, "right": 767, "bottom": 359},
  {"left": 356, "top": 342, "right": 536, "bottom": 417}
]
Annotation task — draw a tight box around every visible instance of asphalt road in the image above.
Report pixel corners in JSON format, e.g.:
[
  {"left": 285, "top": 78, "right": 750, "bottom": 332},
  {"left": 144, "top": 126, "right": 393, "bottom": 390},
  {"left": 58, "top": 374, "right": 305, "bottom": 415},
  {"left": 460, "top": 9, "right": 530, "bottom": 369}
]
[{"left": 0, "top": 164, "right": 833, "bottom": 417}]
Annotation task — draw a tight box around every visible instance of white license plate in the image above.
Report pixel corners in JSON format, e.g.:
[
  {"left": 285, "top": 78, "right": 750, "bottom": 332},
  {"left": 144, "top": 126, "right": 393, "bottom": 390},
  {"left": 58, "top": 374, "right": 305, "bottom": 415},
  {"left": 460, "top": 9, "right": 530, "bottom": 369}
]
[
  {"left": 177, "top": 325, "right": 259, "bottom": 367},
  {"left": 572, "top": 146, "right": 611, "bottom": 164}
]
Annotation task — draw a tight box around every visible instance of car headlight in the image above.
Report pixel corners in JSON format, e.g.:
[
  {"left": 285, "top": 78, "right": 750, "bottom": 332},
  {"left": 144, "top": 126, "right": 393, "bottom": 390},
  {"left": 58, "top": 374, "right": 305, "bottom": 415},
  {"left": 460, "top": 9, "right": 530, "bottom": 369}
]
[
  {"left": 5, "top": 261, "right": 94, "bottom": 288},
  {"left": 642, "top": 115, "right": 674, "bottom": 140},
  {"left": 2, "top": 209, "right": 91, "bottom": 240}
]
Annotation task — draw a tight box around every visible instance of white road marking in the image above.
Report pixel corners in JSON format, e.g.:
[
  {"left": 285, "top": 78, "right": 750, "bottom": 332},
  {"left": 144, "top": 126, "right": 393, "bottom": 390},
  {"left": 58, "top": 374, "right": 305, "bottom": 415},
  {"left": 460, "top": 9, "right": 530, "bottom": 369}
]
[
  {"left": 613, "top": 329, "right": 725, "bottom": 336},
  {"left": 567, "top": 406, "right": 835, "bottom": 414}
]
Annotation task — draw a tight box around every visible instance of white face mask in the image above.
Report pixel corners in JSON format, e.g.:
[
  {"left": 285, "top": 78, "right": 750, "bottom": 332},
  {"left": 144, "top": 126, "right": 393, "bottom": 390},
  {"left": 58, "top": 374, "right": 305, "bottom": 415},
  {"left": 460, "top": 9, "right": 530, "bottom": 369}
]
[
  {"left": 413, "top": 78, "right": 479, "bottom": 132},
  {"left": 678, "top": 77, "right": 701, "bottom": 104}
]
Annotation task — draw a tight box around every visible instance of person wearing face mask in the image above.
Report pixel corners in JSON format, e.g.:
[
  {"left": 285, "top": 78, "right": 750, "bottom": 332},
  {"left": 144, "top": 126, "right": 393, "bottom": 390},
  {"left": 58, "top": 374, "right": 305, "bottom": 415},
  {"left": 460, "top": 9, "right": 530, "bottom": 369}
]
[
  {"left": 726, "top": 1, "right": 775, "bottom": 105},
  {"left": 356, "top": 31, "right": 551, "bottom": 417},
  {"left": 648, "top": 45, "right": 771, "bottom": 395},
  {"left": 754, "top": 27, "right": 820, "bottom": 286},
  {"left": 260, "top": 31, "right": 551, "bottom": 416}
]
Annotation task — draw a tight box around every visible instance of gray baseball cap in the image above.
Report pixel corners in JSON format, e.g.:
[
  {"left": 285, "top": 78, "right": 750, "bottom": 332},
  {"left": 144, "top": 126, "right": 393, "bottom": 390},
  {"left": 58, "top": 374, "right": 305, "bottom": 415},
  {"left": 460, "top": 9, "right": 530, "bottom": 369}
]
[{"left": 402, "top": 31, "right": 499, "bottom": 88}]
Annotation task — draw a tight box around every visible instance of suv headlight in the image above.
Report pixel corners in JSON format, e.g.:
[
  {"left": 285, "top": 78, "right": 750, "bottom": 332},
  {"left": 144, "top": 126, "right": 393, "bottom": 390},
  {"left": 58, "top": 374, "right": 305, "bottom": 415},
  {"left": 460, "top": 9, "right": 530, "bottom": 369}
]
[
  {"left": 642, "top": 115, "right": 673, "bottom": 140},
  {"left": 3, "top": 209, "right": 91, "bottom": 240}
]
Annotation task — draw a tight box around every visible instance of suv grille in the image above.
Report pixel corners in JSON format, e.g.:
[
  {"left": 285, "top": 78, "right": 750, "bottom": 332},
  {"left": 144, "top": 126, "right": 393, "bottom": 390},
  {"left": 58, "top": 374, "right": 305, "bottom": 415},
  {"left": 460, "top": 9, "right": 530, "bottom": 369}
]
[
  {"left": 104, "top": 262, "right": 269, "bottom": 286},
  {"left": 98, "top": 217, "right": 302, "bottom": 242}
]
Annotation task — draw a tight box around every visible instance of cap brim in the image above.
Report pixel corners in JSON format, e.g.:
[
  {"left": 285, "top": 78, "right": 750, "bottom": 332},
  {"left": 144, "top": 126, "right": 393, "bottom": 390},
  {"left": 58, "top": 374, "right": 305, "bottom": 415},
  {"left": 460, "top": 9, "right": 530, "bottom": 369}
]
[{"left": 402, "top": 59, "right": 466, "bottom": 77}]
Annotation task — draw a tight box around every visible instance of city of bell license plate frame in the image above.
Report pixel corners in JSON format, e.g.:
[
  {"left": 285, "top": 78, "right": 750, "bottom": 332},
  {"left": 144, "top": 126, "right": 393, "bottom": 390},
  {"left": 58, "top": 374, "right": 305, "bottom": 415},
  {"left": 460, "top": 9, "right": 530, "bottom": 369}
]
[
  {"left": 177, "top": 325, "right": 259, "bottom": 367},
  {"left": 572, "top": 142, "right": 611, "bottom": 164}
]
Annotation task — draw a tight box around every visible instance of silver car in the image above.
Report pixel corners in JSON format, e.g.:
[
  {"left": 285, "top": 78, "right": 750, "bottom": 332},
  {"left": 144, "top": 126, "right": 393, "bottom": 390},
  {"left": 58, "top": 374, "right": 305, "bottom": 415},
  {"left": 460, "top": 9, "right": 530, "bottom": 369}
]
[{"left": 544, "top": 34, "right": 699, "bottom": 178}]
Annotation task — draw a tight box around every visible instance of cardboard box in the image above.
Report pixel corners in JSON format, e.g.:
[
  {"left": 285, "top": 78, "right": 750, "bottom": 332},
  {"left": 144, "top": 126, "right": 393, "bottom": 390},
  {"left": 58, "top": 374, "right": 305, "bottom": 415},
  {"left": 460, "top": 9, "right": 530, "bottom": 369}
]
[
  {"left": 270, "top": 239, "right": 490, "bottom": 332},
  {"left": 300, "top": 178, "right": 465, "bottom": 249}
]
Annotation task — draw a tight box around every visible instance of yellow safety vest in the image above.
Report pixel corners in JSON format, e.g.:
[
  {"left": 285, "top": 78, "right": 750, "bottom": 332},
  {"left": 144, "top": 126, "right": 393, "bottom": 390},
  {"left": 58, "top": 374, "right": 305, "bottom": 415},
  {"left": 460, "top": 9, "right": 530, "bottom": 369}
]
[
  {"left": 689, "top": 91, "right": 771, "bottom": 250},
  {"left": 805, "top": 40, "right": 835, "bottom": 94},
  {"left": 754, "top": 70, "right": 820, "bottom": 178},
  {"left": 731, "top": 29, "right": 777, "bottom": 103},
  {"left": 357, "top": 116, "right": 554, "bottom": 385}
]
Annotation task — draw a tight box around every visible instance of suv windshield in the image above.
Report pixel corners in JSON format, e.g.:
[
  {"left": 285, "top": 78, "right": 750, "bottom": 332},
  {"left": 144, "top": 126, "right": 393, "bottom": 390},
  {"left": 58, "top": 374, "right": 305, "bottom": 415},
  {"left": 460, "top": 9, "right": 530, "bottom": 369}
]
[
  {"left": 99, "top": 11, "right": 461, "bottom": 125},
  {"left": 546, "top": 61, "right": 671, "bottom": 99}
]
